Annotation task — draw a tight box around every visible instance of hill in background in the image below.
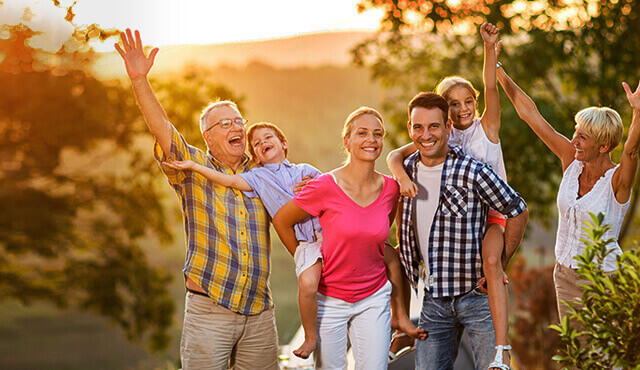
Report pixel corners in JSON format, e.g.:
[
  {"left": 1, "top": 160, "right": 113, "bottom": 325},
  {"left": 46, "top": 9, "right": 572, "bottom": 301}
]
[{"left": 95, "top": 30, "right": 374, "bottom": 79}]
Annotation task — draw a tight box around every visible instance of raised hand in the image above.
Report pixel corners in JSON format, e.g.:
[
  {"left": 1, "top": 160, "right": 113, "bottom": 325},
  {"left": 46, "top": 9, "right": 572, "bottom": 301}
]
[
  {"left": 623, "top": 80, "right": 640, "bottom": 111},
  {"left": 114, "top": 29, "right": 159, "bottom": 81},
  {"left": 163, "top": 160, "right": 197, "bottom": 171},
  {"left": 480, "top": 22, "right": 499, "bottom": 45}
]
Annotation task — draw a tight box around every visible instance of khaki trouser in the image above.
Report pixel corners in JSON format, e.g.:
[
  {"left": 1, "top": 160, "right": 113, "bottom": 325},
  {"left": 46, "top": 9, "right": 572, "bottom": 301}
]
[
  {"left": 553, "top": 262, "right": 591, "bottom": 335},
  {"left": 180, "top": 292, "right": 279, "bottom": 370}
]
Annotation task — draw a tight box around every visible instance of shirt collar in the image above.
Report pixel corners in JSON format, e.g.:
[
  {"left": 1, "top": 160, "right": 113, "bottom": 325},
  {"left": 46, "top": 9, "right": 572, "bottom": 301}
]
[
  {"left": 407, "top": 145, "right": 462, "bottom": 169},
  {"left": 263, "top": 159, "right": 292, "bottom": 171},
  {"left": 207, "top": 151, "right": 252, "bottom": 173}
]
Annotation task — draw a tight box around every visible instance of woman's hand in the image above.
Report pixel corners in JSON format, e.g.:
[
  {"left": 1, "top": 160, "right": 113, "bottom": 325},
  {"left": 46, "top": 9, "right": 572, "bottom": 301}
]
[
  {"left": 623, "top": 79, "right": 640, "bottom": 111},
  {"left": 114, "top": 29, "right": 159, "bottom": 81}
]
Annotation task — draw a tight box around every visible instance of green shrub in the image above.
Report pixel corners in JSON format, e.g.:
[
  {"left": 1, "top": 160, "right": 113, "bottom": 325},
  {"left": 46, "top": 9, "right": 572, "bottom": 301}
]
[{"left": 550, "top": 213, "right": 640, "bottom": 369}]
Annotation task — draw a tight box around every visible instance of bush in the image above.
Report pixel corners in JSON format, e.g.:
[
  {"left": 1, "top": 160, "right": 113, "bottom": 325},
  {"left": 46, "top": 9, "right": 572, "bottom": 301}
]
[{"left": 551, "top": 213, "right": 640, "bottom": 369}]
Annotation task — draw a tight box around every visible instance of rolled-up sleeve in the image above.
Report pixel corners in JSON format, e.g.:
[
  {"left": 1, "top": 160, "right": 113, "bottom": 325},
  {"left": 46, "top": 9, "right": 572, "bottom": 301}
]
[{"left": 473, "top": 164, "right": 527, "bottom": 218}]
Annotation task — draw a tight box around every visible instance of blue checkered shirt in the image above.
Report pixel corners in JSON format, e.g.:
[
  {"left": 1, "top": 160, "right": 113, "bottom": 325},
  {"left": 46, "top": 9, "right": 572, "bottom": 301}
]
[{"left": 397, "top": 146, "right": 527, "bottom": 298}]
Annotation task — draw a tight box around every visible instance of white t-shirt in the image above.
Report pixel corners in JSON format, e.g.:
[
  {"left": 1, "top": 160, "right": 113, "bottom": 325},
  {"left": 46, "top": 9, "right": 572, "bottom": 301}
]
[
  {"left": 413, "top": 161, "right": 444, "bottom": 286},
  {"left": 449, "top": 117, "right": 507, "bottom": 181}
]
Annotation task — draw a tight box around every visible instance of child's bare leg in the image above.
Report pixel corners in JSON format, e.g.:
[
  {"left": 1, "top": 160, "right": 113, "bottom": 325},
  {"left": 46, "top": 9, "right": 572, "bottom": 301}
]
[
  {"left": 390, "top": 275, "right": 416, "bottom": 354},
  {"left": 483, "top": 223, "right": 510, "bottom": 368},
  {"left": 293, "top": 260, "right": 322, "bottom": 359},
  {"left": 384, "top": 244, "right": 427, "bottom": 340}
]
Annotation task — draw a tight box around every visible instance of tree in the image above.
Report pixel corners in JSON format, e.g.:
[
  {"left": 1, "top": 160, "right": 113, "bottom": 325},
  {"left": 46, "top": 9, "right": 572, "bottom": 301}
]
[
  {"left": 551, "top": 213, "right": 640, "bottom": 369},
  {"left": 0, "top": 1, "right": 244, "bottom": 352},
  {"left": 353, "top": 0, "right": 640, "bottom": 236}
]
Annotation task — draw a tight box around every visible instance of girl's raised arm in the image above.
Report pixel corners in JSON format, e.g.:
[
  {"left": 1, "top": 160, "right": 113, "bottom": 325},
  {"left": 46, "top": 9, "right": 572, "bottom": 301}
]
[{"left": 479, "top": 23, "right": 500, "bottom": 144}]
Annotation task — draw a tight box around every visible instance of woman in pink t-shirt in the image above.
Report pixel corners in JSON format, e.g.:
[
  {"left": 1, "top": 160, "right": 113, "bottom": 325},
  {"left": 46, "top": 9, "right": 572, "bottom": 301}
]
[{"left": 274, "top": 107, "right": 404, "bottom": 369}]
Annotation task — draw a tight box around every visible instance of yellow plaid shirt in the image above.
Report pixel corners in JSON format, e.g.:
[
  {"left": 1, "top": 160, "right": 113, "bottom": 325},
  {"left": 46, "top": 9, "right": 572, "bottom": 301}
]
[{"left": 154, "top": 126, "right": 272, "bottom": 315}]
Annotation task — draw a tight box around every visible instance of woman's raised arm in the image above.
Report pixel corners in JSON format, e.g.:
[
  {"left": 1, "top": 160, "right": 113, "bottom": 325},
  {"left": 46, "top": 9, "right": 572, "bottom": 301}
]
[
  {"left": 613, "top": 80, "right": 640, "bottom": 203},
  {"left": 497, "top": 66, "right": 575, "bottom": 171}
]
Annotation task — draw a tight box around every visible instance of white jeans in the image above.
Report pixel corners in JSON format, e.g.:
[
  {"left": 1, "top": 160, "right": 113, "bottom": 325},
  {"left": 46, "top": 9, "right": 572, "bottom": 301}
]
[{"left": 315, "top": 280, "right": 392, "bottom": 370}]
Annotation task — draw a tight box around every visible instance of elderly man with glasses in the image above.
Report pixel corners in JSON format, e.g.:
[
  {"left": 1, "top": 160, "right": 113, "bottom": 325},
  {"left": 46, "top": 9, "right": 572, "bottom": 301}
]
[{"left": 115, "top": 29, "right": 278, "bottom": 369}]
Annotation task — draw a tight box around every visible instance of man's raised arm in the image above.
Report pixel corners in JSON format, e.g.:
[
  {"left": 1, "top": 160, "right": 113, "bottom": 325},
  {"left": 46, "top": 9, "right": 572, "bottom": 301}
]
[{"left": 115, "top": 29, "right": 172, "bottom": 154}]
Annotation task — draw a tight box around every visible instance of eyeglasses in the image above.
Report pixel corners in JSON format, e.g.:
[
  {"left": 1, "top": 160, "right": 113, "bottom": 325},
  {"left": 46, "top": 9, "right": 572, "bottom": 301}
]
[{"left": 205, "top": 118, "right": 248, "bottom": 133}]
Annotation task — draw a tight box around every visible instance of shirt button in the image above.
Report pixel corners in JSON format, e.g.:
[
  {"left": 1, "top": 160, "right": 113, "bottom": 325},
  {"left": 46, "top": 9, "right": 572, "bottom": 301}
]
[
  {"left": 239, "top": 210, "right": 245, "bottom": 216},
  {"left": 240, "top": 231, "right": 246, "bottom": 236}
]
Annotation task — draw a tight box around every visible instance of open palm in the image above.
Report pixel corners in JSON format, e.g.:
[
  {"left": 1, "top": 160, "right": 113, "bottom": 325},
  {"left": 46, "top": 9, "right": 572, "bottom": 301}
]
[
  {"left": 114, "top": 29, "right": 159, "bottom": 80},
  {"left": 623, "top": 80, "right": 640, "bottom": 111},
  {"left": 162, "top": 160, "right": 196, "bottom": 171}
]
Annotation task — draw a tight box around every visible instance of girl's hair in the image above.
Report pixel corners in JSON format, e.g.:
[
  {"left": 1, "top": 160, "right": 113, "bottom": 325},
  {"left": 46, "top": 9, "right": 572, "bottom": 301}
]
[
  {"left": 436, "top": 76, "right": 480, "bottom": 102},
  {"left": 246, "top": 122, "right": 288, "bottom": 160},
  {"left": 342, "top": 107, "right": 384, "bottom": 139},
  {"left": 574, "top": 107, "right": 623, "bottom": 151}
]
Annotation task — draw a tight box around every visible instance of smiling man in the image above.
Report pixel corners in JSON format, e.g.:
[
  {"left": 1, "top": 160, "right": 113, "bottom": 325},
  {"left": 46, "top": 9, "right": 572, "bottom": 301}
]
[
  {"left": 115, "top": 29, "right": 278, "bottom": 369},
  {"left": 394, "top": 92, "right": 529, "bottom": 369}
]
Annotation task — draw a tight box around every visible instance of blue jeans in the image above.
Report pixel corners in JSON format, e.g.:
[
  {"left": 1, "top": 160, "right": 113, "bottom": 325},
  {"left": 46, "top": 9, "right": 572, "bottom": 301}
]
[{"left": 416, "top": 287, "right": 495, "bottom": 370}]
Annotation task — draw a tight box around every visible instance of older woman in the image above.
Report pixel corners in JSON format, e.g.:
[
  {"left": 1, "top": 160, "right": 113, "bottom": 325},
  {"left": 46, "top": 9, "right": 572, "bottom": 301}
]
[
  {"left": 273, "top": 107, "right": 402, "bottom": 369},
  {"left": 496, "top": 65, "right": 640, "bottom": 324}
]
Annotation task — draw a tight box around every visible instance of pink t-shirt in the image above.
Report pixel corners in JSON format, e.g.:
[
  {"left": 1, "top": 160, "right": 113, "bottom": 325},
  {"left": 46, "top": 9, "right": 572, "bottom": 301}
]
[{"left": 294, "top": 173, "right": 399, "bottom": 303}]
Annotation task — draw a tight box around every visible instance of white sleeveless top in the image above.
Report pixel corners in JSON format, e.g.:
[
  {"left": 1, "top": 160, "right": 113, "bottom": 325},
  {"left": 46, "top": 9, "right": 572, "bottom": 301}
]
[
  {"left": 555, "top": 160, "right": 630, "bottom": 271},
  {"left": 448, "top": 117, "right": 507, "bottom": 181}
]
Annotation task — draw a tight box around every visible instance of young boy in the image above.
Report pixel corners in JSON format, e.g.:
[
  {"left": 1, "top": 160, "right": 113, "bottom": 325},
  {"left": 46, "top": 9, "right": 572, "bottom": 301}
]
[{"left": 165, "top": 122, "right": 424, "bottom": 359}]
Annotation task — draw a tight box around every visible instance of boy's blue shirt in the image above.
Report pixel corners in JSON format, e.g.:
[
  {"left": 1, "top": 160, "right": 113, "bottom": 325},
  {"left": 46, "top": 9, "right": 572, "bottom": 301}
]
[{"left": 238, "top": 159, "right": 322, "bottom": 243}]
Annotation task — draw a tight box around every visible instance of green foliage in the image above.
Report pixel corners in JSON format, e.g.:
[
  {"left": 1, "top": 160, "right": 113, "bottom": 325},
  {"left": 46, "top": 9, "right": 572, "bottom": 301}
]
[
  {"left": 0, "top": 3, "right": 174, "bottom": 351},
  {"left": 550, "top": 213, "right": 640, "bottom": 369},
  {"left": 151, "top": 65, "right": 246, "bottom": 150},
  {"left": 0, "top": 1, "right": 244, "bottom": 353},
  {"left": 353, "top": 0, "right": 640, "bottom": 231}
]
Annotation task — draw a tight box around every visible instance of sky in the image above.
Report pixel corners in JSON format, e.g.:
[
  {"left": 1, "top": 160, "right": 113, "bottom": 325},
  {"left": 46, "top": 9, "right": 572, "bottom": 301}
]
[{"left": 1, "top": 0, "right": 384, "bottom": 51}]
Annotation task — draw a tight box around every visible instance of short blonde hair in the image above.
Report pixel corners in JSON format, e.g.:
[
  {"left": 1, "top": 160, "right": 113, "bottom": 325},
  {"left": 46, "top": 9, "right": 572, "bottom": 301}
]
[
  {"left": 246, "top": 122, "right": 288, "bottom": 160},
  {"left": 574, "top": 107, "right": 623, "bottom": 150},
  {"left": 199, "top": 100, "right": 239, "bottom": 134},
  {"left": 342, "top": 107, "right": 384, "bottom": 139},
  {"left": 436, "top": 76, "right": 479, "bottom": 102}
]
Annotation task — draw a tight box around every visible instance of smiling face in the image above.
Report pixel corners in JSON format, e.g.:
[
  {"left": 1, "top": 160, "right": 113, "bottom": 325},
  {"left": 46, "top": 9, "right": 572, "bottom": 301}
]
[
  {"left": 446, "top": 85, "right": 477, "bottom": 129},
  {"left": 343, "top": 113, "right": 385, "bottom": 163},
  {"left": 249, "top": 127, "right": 288, "bottom": 165},
  {"left": 203, "top": 105, "right": 246, "bottom": 168},
  {"left": 571, "top": 126, "right": 607, "bottom": 162},
  {"left": 409, "top": 106, "right": 451, "bottom": 166}
]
